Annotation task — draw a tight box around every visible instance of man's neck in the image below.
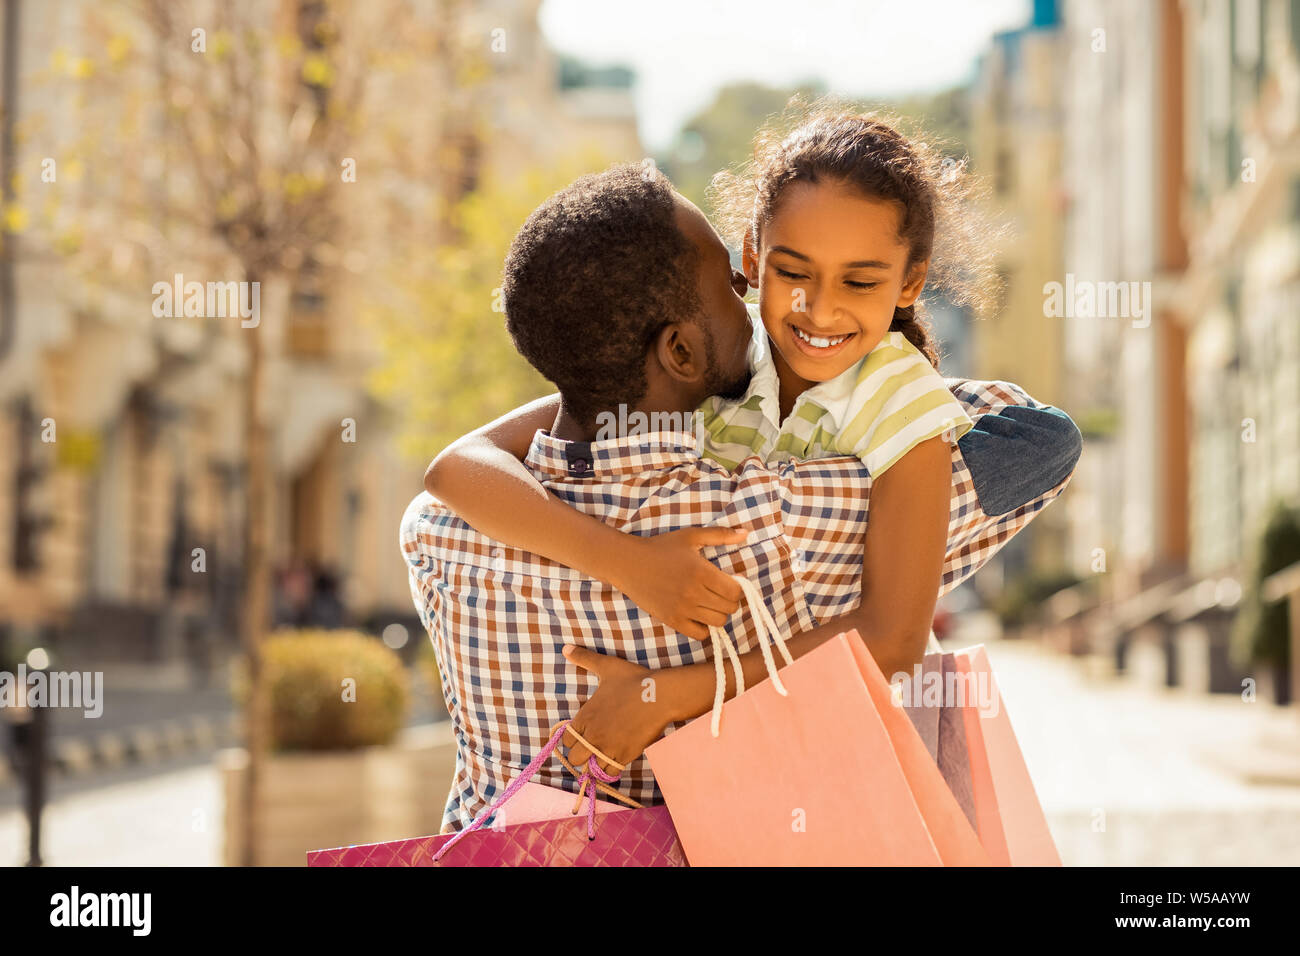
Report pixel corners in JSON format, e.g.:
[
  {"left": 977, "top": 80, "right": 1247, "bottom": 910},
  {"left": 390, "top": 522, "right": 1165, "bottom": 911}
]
[{"left": 549, "top": 402, "right": 598, "bottom": 442}]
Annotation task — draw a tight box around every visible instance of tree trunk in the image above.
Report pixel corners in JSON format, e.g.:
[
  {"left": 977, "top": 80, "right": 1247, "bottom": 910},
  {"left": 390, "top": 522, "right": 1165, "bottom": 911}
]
[{"left": 239, "top": 269, "right": 271, "bottom": 866}]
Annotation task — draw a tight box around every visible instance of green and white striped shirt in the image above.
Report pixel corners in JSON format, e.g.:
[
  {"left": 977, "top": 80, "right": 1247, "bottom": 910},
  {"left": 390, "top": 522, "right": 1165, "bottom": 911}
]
[{"left": 697, "top": 305, "right": 974, "bottom": 474}]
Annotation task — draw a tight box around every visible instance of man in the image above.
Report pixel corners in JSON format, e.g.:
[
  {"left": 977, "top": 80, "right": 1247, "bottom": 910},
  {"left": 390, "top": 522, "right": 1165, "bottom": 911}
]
[{"left": 403, "top": 165, "right": 1081, "bottom": 833}]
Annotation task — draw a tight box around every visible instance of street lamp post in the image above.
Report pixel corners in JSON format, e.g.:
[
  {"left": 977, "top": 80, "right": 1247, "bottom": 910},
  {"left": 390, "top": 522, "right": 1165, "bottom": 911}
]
[
  {"left": 16, "top": 685, "right": 46, "bottom": 867},
  {"left": 3, "top": 645, "right": 49, "bottom": 866}
]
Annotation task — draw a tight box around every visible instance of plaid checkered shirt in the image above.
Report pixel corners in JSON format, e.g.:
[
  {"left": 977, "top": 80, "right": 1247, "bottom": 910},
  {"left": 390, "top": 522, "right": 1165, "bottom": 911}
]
[{"left": 402, "top": 379, "right": 1080, "bottom": 833}]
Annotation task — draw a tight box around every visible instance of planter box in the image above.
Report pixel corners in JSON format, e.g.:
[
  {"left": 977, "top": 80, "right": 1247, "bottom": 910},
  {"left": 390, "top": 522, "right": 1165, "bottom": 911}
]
[{"left": 219, "top": 722, "right": 458, "bottom": 866}]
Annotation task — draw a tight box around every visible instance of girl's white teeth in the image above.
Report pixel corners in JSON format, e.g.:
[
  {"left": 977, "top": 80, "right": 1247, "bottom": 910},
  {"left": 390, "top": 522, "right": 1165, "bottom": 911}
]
[{"left": 793, "top": 327, "right": 850, "bottom": 349}]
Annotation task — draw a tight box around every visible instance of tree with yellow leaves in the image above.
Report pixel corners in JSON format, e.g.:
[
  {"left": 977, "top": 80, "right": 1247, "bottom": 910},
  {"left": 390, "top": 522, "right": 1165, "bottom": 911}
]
[
  {"left": 366, "top": 155, "right": 613, "bottom": 466},
  {"left": 19, "top": 0, "right": 484, "bottom": 866}
]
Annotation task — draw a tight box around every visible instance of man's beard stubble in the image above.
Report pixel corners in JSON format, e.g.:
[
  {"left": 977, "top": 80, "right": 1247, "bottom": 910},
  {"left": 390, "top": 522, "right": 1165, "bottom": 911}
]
[{"left": 701, "top": 322, "right": 752, "bottom": 402}]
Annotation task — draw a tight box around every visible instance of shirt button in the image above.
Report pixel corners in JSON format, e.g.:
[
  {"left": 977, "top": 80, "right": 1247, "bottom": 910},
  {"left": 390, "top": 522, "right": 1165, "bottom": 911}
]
[
  {"left": 570, "top": 458, "right": 589, "bottom": 474},
  {"left": 791, "top": 551, "right": 804, "bottom": 574}
]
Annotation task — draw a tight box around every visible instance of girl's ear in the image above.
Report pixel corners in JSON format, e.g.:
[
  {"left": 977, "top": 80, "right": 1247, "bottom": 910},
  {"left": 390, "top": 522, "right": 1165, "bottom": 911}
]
[
  {"left": 897, "top": 258, "right": 930, "bottom": 308},
  {"left": 741, "top": 229, "right": 760, "bottom": 286}
]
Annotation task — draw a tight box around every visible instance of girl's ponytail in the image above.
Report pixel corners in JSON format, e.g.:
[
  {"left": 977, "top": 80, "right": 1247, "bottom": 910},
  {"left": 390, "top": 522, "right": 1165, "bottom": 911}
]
[{"left": 890, "top": 304, "right": 940, "bottom": 368}]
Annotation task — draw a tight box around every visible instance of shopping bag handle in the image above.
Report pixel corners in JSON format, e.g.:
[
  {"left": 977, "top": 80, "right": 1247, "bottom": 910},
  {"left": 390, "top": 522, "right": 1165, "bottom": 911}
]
[
  {"left": 552, "top": 722, "right": 644, "bottom": 814},
  {"left": 431, "top": 721, "right": 641, "bottom": 861},
  {"left": 706, "top": 574, "right": 796, "bottom": 738}
]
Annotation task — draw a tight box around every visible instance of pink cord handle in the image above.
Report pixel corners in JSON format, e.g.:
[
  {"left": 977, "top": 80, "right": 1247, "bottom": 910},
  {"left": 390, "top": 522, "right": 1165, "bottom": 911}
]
[
  {"left": 578, "top": 757, "right": 620, "bottom": 839},
  {"left": 431, "top": 721, "right": 620, "bottom": 862}
]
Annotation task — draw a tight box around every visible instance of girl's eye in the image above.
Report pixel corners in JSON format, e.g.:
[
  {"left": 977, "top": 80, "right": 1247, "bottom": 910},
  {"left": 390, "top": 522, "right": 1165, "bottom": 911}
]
[
  {"left": 774, "top": 267, "right": 806, "bottom": 281},
  {"left": 846, "top": 281, "right": 879, "bottom": 291}
]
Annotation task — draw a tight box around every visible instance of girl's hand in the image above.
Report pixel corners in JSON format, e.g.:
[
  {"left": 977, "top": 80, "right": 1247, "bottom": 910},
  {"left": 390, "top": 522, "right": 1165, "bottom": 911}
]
[
  {"left": 560, "top": 645, "right": 673, "bottom": 774},
  {"left": 611, "top": 527, "right": 748, "bottom": 640}
]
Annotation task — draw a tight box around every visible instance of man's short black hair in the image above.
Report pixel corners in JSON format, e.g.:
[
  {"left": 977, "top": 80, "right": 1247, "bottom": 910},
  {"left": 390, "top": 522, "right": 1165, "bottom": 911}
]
[{"left": 502, "top": 163, "right": 702, "bottom": 422}]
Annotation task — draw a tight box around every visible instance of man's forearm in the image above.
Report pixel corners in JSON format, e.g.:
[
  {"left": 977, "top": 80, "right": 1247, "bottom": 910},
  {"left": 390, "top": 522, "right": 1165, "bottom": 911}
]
[{"left": 655, "top": 611, "right": 926, "bottom": 726}]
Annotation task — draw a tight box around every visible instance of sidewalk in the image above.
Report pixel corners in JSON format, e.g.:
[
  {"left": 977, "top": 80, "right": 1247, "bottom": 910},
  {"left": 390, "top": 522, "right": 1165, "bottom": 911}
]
[
  {"left": 0, "top": 758, "right": 221, "bottom": 866},
  {"left": 981, "top": 637, "right": 1300, "bottom": 866}
]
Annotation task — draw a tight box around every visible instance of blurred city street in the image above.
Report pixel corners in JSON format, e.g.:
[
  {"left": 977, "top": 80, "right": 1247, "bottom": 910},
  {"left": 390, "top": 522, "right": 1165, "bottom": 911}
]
[{"left": 4, "top": 637, "right": 1297, "bottom": 867}]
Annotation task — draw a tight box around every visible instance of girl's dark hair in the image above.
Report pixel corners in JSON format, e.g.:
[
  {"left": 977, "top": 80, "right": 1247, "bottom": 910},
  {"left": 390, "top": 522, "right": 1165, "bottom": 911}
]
[{"left": 709, "top": 97, "right": 1002, "bottom": 369}]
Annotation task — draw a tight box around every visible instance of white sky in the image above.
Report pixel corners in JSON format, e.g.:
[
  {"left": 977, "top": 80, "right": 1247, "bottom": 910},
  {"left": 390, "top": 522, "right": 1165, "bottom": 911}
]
[{"left": 539, "top": 0, "right": 1033, "bottom": 151}]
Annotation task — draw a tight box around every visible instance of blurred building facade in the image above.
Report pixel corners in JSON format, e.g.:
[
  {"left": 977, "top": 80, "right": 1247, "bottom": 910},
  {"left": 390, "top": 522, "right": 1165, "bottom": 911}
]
[
  {"left": 1178, "top": 0, "right": 1300, "bottom": 578},
  {"left": 472, "top": 0, "right": 642, "bottom": 179},
  {"left": 0, "top": 0, "right": 640, "bottom": 667},
  {"left": 1046, "top": 0, "right": 1300, "bottom": 697},
  {"left": 1060, "top": 0, "right": 1192, "bottom": 591},
  {"left": 969, "top": 0, "right": 1071, "bottom": 581}
]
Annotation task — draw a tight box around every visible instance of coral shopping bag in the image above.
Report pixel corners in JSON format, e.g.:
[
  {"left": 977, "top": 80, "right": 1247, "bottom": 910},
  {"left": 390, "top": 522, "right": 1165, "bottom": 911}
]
[
  {"left": 645, "top": 577, "right": 991, "bottom": 866},
  {"left": 948, "top": 645, "right": 1062, "bottom": 866},
  {"left": 307, "top": 722, "right": 687, "bottom": 867}
]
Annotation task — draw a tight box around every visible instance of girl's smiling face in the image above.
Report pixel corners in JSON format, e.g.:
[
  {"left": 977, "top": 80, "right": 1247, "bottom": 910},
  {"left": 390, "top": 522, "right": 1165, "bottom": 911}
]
[{"left": 744, "top": 178, "right": 929, "bottom": 392}]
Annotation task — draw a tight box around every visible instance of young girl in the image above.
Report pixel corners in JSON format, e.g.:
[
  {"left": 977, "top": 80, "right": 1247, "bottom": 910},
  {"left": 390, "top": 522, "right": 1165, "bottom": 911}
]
[{"left": 426, "top": 101, "right": 997, "bottom": 766}]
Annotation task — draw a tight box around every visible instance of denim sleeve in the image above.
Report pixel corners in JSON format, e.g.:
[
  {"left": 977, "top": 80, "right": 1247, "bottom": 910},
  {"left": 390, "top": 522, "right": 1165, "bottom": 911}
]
[{"left": 956, "top": 404, "right": 1083, "bottom": 517}]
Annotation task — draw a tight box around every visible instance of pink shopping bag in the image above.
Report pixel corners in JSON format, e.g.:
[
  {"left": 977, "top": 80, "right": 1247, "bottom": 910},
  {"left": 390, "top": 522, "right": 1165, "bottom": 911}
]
[
  {"left": 951, "top": 645, "right": 1061, "bottom": 866},
  {"left": 645, "top": 577, "right": 987, "bottom": 866},
  {"left": 308, "top": 722, "right": 687, "bottom": 867}
]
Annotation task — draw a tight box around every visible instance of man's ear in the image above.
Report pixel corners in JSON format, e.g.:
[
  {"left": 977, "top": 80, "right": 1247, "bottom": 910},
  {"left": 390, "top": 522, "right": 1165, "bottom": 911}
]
[
  {"left": 897, "top": 258, "right": 930, "bottom": 308},
  {"left": 652, "top": 320, "right": 707, "bottom": 385},
  {"left": 741, "top": 229, "right": 760, "bottom": 286}
]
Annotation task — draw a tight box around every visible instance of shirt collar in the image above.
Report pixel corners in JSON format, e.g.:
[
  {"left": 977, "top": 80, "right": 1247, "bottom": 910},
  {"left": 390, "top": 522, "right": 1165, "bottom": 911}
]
[
  {"left": 797, "top": 331, "right": 912, "bottom": 426},
  {"left": 524, "top": 426, "right": 702, "bottom": 480},
  {"left": 732, "top": 303, "right": 782, "bottom": 426},
  {"left": 745, "top": 324, "right": 913, "bottom": 431}
]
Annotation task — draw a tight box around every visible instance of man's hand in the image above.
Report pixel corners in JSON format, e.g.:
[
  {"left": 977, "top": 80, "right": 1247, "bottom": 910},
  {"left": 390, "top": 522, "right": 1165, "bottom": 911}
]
[
  {"left": 560, "top": 645, "right": 673, "bottom": 777},
  {"left": 610, "top": 527, "right": 747, "bottom": 640}
]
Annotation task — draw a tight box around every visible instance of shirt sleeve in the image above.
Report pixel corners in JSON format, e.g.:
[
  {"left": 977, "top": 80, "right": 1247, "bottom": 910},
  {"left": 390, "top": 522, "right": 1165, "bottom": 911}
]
[
  {"left": 831, "top": 333, "right": 974, "bottom": 477},
  {"left": 400, "top": 493, "right": 443, "bottom": 639}
]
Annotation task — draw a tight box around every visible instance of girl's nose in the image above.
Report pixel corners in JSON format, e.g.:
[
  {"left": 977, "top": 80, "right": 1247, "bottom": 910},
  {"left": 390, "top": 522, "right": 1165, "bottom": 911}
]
[
  {"left": 791, "top": 283, "right": 822, "bottom": 321},
  {"left": 802, "top": 284, "right": 838, "bottom": 328}
]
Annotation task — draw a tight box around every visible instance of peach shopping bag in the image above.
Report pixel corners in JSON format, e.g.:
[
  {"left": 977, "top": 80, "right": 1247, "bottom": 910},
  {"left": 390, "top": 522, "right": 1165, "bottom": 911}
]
[
  {"left": 950, "top": 645, "right": 1062, "bottom": 866},
  {"left": 645, "top": 577, "right": 990, "bottom": 866}
]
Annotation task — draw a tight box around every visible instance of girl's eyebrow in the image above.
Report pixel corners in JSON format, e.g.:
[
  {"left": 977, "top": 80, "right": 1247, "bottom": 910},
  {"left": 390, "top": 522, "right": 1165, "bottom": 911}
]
[{"left": 768, "top": 244, "right": 890, "bottom": 270}]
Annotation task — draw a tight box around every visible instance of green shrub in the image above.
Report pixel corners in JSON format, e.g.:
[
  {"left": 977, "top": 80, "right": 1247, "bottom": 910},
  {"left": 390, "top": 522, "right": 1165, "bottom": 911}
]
[
  {"left": 1233, "top": 501, "right": 1300, "bottom": 671},
  {"left": 993, "top": 569, "right": 1086, "bottom": 630},
  {"left": 234, "top": 629, "right": 411, "bottom": 751}
]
